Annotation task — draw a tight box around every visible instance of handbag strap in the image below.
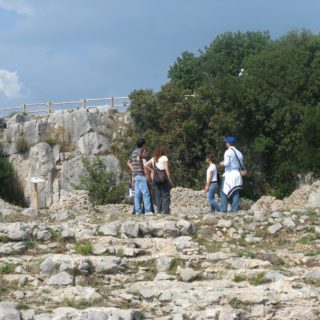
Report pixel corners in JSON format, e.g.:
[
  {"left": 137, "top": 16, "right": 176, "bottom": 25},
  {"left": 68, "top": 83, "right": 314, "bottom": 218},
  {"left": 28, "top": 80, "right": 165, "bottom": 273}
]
[{"left": 230, "top": 147, "right": 244, "bottom": 170}]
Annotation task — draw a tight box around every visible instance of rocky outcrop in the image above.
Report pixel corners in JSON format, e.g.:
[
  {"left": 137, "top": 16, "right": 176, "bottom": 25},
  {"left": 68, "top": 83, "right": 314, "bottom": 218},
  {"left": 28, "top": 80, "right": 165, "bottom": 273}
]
[
  {"left": 1, "top": 182, "right": 320, "bottom": 319},
  {"left": 1, "top": 110, "right": 128, "bottom": 207}
]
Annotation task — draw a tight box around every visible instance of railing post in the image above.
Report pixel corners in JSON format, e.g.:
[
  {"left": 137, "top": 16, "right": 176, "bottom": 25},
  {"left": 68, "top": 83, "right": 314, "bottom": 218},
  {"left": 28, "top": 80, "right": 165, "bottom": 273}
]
[
  {"left": 83, "top": 98, "right": 87, "bottom": 110},
  {"left": 47, "top": 101, "right": 52, "bottom": 113},
  {"left": 112, "top": 97, "right": 114, "bottom": 108}
]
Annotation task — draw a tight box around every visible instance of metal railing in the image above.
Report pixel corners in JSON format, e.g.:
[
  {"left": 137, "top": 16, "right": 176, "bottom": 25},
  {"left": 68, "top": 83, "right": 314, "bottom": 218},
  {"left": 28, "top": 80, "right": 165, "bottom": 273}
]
[{"left": 0, "top": 96, "right": 130, "bottom": 116}]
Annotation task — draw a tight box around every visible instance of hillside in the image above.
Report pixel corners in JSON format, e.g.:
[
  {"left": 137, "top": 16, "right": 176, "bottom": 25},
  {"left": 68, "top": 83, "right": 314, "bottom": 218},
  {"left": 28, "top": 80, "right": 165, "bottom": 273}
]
[{"left": 0, "top": 182, "right": 320, "bottom": 319}]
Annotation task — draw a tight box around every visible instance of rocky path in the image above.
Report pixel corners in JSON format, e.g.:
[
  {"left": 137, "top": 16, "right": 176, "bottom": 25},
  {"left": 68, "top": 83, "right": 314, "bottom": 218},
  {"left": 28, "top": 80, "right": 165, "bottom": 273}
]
[{"left": 1, "top": 187, "right": 320, "bottom": 319}]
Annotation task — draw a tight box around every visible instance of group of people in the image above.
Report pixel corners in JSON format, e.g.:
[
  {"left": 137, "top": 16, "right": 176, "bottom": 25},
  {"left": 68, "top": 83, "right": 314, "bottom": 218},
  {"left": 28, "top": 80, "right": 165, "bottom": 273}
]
[
  {"left": 127, "top": 136, "right": 245, "bottom": 215},
  {"left": 127, "top": 139, "right": 173, "bottom": 215}
]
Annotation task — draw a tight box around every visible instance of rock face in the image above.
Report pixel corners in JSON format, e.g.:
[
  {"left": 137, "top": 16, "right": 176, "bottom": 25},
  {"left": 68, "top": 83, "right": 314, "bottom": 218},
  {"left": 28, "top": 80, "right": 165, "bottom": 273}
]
[
  {"left": 0, "top": 182, "right": 320, "bottom": 319},
  {"left": 1, "top": 110, "right": 127, "bottom": 207}
]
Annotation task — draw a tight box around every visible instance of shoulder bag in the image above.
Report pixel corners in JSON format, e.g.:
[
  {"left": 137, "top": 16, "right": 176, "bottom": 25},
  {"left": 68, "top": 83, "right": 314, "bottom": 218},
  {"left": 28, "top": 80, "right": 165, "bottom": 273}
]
[{"left": 231, "top": 148, "right": 248, "bottom": 177}]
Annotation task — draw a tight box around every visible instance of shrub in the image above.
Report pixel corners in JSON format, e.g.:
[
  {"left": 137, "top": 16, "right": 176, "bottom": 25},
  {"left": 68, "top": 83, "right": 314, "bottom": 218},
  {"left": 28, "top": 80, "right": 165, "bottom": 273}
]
[
  {"left": 15, "top": 137, "right": 30, "bottom": 153},
  {"left": 43, "top": 126, "right": 73, "bottom": 152},
  {"left": 75, "top": 157, "right": 127, "bottom": 205},
  {"left": 0, "top": 155, "right": 26, "bottom": 206}
]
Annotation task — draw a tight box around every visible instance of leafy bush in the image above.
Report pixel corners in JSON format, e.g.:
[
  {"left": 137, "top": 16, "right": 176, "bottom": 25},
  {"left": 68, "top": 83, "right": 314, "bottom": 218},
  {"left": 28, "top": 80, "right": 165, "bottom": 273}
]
[
  {"left": 0, "top": 154, "right": 26, "bottom": 206},
  {"left": 75, "top": 157, "right": 126, "bottom": 205}
]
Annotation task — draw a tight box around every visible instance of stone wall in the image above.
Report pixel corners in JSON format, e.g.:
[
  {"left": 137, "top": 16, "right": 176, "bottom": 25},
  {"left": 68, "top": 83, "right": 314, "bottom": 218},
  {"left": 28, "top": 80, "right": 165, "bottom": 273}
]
[{"left": 0, "top": 109, "right": 129, "bottom": 208}]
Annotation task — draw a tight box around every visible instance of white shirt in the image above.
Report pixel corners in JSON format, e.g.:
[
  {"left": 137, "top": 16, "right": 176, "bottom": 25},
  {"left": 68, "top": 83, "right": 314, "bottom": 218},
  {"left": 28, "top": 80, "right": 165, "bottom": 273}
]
[
  {"left": 207, "top": 164, "right": 218, "bottom": 182},
  {"left": 153, "top": 155, "right": 168, "bottom": 170},
  {"left": 223, "top": 147, "right": 244, "bottom": 172}
]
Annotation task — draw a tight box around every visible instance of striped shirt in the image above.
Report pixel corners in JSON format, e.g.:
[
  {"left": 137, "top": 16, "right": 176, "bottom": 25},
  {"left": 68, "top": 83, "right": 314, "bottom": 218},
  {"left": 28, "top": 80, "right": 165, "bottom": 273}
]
[{"left": 129, "top": 148, "right": 145, "bottom": 177}]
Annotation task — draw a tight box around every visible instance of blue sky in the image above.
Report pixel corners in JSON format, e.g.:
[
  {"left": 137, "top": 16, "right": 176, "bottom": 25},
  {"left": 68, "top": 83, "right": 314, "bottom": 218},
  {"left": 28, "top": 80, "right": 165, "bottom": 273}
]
[{"left": 0, "top": 0, "right": 320, "bottom": 109}]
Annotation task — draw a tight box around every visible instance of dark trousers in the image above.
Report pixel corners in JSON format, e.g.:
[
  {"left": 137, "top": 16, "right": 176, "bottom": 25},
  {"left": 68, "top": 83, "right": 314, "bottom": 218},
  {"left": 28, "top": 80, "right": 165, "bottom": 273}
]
[{"left": 153, "top": 181, "right": 170, "bottom": 214}]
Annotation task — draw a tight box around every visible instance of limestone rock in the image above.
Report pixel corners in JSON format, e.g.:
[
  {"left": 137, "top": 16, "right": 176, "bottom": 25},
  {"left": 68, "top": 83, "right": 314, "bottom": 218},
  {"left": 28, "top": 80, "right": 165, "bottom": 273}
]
[
  {"left": 267, "top": 223, "right": 283, "bottom": 234},
  {"left": 48, "top": 271, "right": 73, "bottom": 286},
  {"left": 0, "top": 302, "right": 20, "bottom": 320},
  {"left": 179, "top": 268, "right": 201, "bottom": 282}
]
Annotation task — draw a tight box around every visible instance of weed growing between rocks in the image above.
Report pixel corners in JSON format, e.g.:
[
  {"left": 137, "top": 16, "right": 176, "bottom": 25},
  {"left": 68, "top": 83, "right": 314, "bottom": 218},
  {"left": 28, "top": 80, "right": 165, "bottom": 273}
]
[
  {"left": 248, "top": 272, "right": 271, "bottom": 286},
  {"left": 75, "top": 240, "right": 93, "bottom": 256}
]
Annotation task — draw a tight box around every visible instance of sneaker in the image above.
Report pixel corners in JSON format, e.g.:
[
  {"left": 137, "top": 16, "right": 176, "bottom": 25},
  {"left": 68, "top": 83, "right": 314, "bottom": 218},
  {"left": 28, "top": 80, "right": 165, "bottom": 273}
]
[{"left": 145, "top": 212, "right": 154, "bottom": 216}]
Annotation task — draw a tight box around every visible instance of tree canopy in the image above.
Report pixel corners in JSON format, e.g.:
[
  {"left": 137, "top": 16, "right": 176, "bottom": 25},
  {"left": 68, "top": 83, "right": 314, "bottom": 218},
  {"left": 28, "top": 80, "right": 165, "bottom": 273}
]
[{"left": 126, "top": 30, "right": 320, "bottom": 199}]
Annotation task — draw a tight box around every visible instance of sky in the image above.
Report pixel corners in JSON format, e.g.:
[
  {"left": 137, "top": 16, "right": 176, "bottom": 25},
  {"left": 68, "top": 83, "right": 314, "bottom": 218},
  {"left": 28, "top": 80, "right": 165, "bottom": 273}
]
[{"left": 0, "top": 0, "right": 320, "bottom": 110}]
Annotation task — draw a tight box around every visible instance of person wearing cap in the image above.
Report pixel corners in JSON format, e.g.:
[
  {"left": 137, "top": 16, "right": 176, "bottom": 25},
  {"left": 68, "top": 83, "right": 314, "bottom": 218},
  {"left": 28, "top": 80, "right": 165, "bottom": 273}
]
[{"left": 219, "top": 136, "right": 244, "bottom": 212}]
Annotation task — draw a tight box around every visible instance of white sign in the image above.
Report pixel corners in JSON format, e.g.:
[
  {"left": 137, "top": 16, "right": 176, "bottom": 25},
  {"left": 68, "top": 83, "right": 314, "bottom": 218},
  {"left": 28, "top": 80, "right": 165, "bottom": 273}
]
[{"left": 26, "top": 177, "right": 46, "bottom": 183}]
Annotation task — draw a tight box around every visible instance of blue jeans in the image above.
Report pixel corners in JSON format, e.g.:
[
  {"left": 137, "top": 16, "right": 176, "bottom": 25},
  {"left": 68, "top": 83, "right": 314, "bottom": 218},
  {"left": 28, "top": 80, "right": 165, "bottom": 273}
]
[
  {"left": 134, "top": 175, "right": 151, "bottom": 214},
  {"left": 220, "top": 179, "right": 240, "bottom": 213},
  {"left": 208, "top": 182, "right": 220, "bottom": 212}
]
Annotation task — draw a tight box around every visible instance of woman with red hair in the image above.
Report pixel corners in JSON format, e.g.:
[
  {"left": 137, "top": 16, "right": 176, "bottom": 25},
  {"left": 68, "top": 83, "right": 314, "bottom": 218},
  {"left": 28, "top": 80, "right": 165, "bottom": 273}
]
[{"left": 145, "top": 147, "right": 173, "bottom": 214}]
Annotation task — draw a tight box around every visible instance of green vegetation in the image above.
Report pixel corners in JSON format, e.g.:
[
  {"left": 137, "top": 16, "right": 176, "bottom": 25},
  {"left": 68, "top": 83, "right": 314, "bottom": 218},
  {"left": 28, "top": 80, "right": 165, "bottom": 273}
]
[
  {"left": 248, "top": 272, "right": 271, "bottom": 286},
  {"left": 0, "top": 150, "right": 26, "bottom": 206},
  {"left": 0, "top": 263, "right": 15, "bottom": 274},
  {"left": 119, "top": 30, "right": 320, "bottom": 199},
  {"left": 63, "top": 298, "right": 94, "bottom": 309},
  {"left": 17, "top": 303, "right": 30, "bottom": 310},
  {"left": 74, "top": 156, "right": 127, "bottom": 205},
  {"left": 75, "top": 240, "right": 93, "bottom": 256},
  {"left": 299, "top": 236, "right": 311, "bottom": 245},
  {"left": 233, "top": 274, "right": 247, "bottom": 282}
]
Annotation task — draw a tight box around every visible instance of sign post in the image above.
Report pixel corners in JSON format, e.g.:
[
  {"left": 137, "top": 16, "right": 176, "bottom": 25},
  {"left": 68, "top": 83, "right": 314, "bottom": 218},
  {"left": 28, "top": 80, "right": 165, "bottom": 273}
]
[{"left": 25, "top": 177, "right": 46, "bottom": 211}]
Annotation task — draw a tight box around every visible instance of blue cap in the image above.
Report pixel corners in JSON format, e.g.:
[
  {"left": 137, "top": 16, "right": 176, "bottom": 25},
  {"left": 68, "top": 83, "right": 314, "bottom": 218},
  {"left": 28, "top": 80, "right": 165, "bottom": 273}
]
[{"left": 224, "top": 136, "right": 236, "bottom": 143}]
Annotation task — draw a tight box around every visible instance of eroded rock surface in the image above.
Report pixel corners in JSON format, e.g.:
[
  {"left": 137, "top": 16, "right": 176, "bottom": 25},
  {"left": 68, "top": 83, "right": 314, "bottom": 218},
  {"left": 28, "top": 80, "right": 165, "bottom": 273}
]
[{"left": 1, "top": 182, "right": 320, "bottom": 319}]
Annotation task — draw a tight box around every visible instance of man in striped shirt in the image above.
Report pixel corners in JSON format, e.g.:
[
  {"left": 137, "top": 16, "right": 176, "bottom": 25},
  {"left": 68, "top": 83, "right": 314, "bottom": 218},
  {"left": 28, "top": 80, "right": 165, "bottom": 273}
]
[{"left": 127, "top": 138, "right": 153, "bottom": 215}]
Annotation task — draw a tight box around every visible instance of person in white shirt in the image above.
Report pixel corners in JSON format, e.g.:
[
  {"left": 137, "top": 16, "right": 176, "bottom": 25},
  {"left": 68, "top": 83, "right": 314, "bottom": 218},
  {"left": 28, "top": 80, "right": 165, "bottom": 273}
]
[
  {"left": 145, "top": 147, "right": 173, "bottom": 214},
  {"left": 204, "top": 154, "right": 220, "bottom": 212},
  {"left": 219, "top": 137, "right": 244, "bottom": 212}
]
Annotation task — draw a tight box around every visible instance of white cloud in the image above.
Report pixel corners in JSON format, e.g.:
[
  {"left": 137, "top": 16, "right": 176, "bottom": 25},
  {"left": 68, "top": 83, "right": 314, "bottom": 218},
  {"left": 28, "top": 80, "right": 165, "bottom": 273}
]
[
  {"left": 0, "top": 0, "right": 32, "bottom": 16},
  {"left": 0, "top": 70, "right": 22, "bottom": 98}
]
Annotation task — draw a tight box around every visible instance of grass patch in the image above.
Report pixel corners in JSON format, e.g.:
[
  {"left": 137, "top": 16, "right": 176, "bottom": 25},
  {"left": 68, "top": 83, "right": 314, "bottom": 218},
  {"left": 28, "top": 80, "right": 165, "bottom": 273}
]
[
  {"left": 305, "top": 250, "right": 320, "bottom": 257},
  {"left": 132, "top": 259, "right": 157, "bottom": 281},
  {"left": 17, "top": 303, "right": 30, "bottom": 310},
  {"left": 115, "top": 249, "right": 124, "bottom": 258},
  {"left": 304, "top": 279, "right": 320, "bottom": 287},
  {"left": 299, "top": 236, "right": 311, "bottom": 245},
  {"left": 229, "top": 297, "right": 251, "bottom": 311},
  {"left": 63, "top": 298, "right": 94, "bottom": 309},
  {"left": 0, "top": 263, "right": 15, "bottom": 274},
  {"left": 236, "top": 249, "right": 256, "bottom": 259},
  {"left": 228, "top": 235, "right": 248, "bottom": 247},
  {"left": 248, "top": 272, "right": 271, "bottom": 286},
  {"left": 75, "top": 241, "right": 93, "bottom": 256},
  {"left": 0, "top": 275, "right": 8, "bottom": 294},
  {"left": 193, "top": 236, "right": 221, "bottom": 253},
  {"left": 233, "top": 274, "right": 247, "bottom": 282},
  {"left": 24, "top": 239, "right": 36, "bottom": 249}
]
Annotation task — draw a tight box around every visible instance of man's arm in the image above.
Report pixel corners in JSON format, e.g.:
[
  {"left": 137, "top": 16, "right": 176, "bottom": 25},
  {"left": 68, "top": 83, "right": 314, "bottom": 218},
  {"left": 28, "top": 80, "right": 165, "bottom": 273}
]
[{"left": 127, "top": 159, "right": 133, "bottom": 172}]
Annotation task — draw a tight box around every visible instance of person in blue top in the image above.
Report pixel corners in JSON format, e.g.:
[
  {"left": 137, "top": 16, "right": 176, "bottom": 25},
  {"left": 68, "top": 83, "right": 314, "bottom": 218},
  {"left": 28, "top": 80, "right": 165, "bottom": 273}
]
[{"left": 219, "top": 137, "right": 244, "bottom": 213}]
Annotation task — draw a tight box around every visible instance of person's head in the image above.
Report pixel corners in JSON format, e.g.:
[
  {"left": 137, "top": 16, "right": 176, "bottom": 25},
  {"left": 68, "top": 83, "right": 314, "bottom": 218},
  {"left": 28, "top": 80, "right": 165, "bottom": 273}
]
[
  {"left": 136, "top": 138, "right": 146, "bottom": 148},
  {"left": 223, "top": 136, "right": 236, "bottom": 148},
  {"left": 206, "top": 153, "right": 215, "bottom": 164},
  {"left": 153, "top": 146, "right": 166, "bottom": 162}
]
